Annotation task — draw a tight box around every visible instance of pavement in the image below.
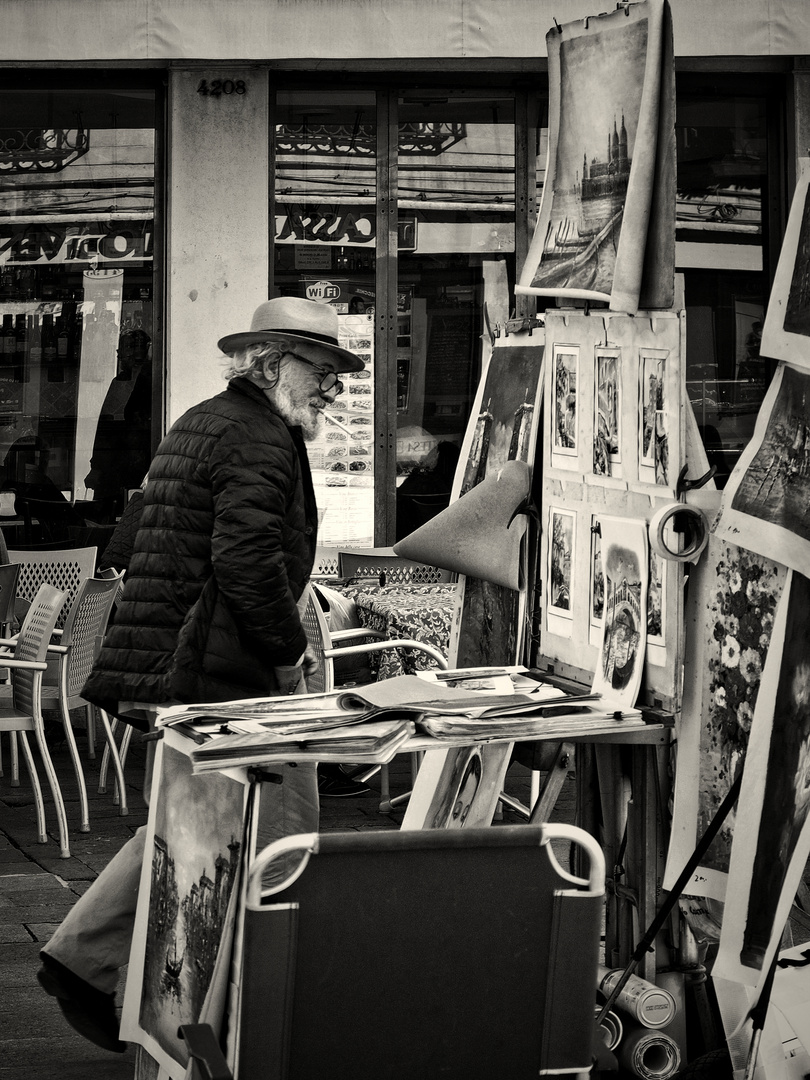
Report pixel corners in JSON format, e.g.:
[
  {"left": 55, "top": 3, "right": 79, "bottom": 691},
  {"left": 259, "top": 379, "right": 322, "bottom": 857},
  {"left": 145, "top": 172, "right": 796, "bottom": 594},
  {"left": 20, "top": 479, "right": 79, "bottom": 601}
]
[{"left": 0, "top": 720, "right": 564, "bottom": 1080}]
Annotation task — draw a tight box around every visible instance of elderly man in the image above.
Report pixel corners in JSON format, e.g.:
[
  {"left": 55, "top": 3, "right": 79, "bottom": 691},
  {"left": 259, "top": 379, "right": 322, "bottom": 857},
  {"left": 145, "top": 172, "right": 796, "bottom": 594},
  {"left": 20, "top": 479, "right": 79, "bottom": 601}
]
[{"left": 37, "top": 296, "right": 363, "bottom": 1052}]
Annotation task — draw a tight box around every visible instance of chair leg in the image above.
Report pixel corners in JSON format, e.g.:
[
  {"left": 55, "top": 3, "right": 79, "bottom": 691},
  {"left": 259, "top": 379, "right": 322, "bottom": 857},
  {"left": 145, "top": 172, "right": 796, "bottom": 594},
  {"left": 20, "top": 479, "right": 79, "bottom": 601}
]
[
  {"left": 97, "top": 716, "right": 116, "bottom": 794},
  {"left": 86, "top": 702, "right": 96, "bottom": 759},
  {"left": 16, "top": 731, "right": 48, "bottom": 844},
  {"left": 96, "top": 708, "right": 128, "bottom": 816},
  {"left": 58, "top": 690, "right": 89, "bottom": 832},
  {"left": 30, "top": 712, "right": 71, "bottom": 858},
  {"left": 10, "top": 730, "right": 19, "bottom": 786}
]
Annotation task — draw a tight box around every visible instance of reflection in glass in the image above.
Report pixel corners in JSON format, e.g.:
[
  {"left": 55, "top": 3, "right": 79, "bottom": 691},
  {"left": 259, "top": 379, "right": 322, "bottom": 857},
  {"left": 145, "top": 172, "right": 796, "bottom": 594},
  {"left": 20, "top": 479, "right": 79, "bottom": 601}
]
[{"left": 0, "top": 86, "right": 155, "bottom": 533}]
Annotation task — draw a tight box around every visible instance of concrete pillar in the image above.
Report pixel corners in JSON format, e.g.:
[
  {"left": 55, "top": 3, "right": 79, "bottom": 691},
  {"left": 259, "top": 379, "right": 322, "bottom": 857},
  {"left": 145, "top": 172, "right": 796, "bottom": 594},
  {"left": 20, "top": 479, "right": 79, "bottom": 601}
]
[{"left": 166, "top": 67, "right": 269, "bottom": 425}]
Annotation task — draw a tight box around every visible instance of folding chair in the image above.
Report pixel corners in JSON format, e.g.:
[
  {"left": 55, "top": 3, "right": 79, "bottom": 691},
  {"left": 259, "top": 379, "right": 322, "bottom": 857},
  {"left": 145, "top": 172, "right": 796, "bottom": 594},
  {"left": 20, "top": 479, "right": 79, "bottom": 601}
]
[
  {"left": 181, "top": 823, "right": 605, "bottom": 1080},
  {"left": 338, "top": 546, "right": 453, "bottom": 584}
]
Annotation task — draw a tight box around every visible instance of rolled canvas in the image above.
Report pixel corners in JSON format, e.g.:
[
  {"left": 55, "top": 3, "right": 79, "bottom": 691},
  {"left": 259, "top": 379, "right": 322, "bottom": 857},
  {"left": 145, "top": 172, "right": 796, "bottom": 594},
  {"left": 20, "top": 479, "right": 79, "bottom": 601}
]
[{"left": 394, "top": 460, "right": 530, "bottom": 590}]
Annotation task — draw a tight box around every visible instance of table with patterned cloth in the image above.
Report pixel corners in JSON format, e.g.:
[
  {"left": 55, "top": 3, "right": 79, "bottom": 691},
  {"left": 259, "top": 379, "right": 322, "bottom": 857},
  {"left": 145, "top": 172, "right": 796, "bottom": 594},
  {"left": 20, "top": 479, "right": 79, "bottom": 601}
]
[{"left": 339, "top": 582, "right": 458, "bottom": 681}]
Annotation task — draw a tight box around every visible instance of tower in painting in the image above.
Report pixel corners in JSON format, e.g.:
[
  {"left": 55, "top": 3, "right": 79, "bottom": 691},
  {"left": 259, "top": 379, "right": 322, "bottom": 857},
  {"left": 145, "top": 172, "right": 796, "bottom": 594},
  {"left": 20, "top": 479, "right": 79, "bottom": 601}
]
[
  {"left": 460, "top": 396, "right": 493, "bottom": 494},
  {"left": 508, "top": 386, "right": 535, "bottom": 461}
]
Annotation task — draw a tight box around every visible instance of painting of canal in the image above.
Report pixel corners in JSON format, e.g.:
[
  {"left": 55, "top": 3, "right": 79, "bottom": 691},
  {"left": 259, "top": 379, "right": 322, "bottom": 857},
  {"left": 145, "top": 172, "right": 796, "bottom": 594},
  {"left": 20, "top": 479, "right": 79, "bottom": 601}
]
[
  {"left": 525, "top": 18, "right": 647, "bottom": 297},
  {"left": 137, "top": 742, "right": 244, "bottom": 1070}
]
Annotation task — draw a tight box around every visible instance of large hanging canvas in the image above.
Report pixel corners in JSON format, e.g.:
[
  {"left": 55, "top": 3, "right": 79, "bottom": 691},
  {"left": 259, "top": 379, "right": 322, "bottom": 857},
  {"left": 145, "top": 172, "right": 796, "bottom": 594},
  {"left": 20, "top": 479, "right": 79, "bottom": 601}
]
[
  {"left": 448, "top": 334, "right": 544, "bottom": 668},
  {"left": 760, "top": 163, "right": 810, "bottom": 369},
  {"left": 713, "top": 570, "right": 810, "bottom": 1000},
  {"left": 664, "top": 536, "right": 787, "bottom": 900},
  {"left": 713, "top": 361, "right": 810, "bottom": 576},
  {"left": 516, "top": 0, "right": 675, "bottom": 314}
]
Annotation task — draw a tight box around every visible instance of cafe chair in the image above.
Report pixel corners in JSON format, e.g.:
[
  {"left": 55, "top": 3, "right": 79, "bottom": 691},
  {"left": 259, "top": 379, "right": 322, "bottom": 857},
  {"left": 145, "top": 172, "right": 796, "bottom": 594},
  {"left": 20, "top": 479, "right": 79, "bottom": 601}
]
[
  {"left": 311, "top": 546, "right": 340, "bottom": 582},
  {"left": 35, "top": 572, "right": 126, "bottom": 831},
  {"left": 300, "top": 583, "right": 447, "bottom": 808},
  {"left": 337, "top": 546, "right": 453, "bottom": 584},
  {"left": 9, "top": 545, "right": 98, "bottom": 633},
  {"left": 180, "top": 823, "right": 605, "bottom": 1080},
  {"left": 0, "top": 583, "right": 70, "bottom": 857}
]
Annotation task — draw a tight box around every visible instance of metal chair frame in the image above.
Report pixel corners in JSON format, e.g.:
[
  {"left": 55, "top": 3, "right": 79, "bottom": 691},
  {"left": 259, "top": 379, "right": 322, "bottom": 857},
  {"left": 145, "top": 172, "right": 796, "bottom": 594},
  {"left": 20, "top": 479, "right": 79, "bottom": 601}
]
[
  {"left": 337, "top": 546, "right": 453, "bottom": 584},
  {"left": 0, "top": 583, "right": 70, "bottom": 857}
]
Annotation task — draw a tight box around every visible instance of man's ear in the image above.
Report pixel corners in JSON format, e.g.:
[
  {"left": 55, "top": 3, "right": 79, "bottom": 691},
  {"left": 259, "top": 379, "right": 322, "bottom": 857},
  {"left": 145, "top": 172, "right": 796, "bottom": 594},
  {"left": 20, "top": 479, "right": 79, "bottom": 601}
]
[{"left": 258, "top": 356, "right": 280, "bottom": 386}]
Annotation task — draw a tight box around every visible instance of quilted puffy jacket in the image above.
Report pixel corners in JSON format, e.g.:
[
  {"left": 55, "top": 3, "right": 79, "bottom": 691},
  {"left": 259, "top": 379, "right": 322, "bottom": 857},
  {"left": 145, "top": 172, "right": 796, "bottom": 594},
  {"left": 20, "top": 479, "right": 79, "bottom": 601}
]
[{"left": 82, "top": 376, "right": 317, "bottom": 726}]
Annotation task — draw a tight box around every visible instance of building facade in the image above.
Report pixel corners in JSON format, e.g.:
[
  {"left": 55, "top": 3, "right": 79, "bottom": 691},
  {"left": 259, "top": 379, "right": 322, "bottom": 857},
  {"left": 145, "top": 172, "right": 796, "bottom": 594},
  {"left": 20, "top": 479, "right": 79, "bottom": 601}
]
[{"left": 1, "top": 0, "right": 808, "bottom": 543}]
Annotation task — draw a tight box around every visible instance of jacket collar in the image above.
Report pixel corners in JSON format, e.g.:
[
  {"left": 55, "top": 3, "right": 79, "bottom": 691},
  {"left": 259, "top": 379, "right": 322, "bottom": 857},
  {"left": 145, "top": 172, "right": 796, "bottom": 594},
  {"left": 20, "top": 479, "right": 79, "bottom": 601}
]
[{"left": 227, "top": 375, "right": 297, "bottom": 425}]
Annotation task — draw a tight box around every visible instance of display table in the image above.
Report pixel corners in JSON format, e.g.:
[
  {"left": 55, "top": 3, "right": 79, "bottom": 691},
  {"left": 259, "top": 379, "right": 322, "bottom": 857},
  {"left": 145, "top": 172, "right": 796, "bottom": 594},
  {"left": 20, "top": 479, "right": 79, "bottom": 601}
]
[{"left": 340, "top": 582, "right": 457, "bottom": 679}]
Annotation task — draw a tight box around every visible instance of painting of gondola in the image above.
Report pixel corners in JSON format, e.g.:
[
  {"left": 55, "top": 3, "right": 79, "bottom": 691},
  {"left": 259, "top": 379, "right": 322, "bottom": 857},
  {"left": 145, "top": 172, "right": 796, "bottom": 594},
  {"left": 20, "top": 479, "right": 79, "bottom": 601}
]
[
  {"left": 715, "top": 361, "right": 810, "bottom": 576},
  {"left": 122, "top": 733, "right": 248, "bottom": 1078},
  {"left": 516, "top": 0, "right": 675, "bottom": 313}
]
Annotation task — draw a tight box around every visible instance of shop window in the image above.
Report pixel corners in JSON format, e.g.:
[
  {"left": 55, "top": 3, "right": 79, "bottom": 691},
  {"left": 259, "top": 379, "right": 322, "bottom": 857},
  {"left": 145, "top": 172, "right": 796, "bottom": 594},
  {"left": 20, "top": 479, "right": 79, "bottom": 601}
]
[{"left": 0, "top": 82, "right": 157, "bottom": 532}]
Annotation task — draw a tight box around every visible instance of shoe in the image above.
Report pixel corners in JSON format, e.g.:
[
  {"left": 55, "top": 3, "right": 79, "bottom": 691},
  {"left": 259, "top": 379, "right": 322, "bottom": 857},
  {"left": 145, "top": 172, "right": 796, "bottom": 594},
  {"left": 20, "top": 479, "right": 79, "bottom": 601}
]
[
  {"left": 37, "top": 953, "right": 126, "bottom": 1053},
  {"left": 317, "top": 768, "right": 372, "bottom": 798}
]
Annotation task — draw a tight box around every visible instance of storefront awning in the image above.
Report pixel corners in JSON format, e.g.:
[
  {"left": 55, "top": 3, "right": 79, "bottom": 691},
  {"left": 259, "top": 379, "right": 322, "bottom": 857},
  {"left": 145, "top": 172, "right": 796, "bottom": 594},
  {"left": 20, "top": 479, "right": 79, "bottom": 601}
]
[{"left": 2, "top": 0, "right": 810, "bottom": 62}]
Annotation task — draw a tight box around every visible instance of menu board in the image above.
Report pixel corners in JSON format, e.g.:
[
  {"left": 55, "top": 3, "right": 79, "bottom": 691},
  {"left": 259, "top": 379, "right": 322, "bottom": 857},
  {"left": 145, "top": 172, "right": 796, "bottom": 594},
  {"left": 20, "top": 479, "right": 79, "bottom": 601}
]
[{"left": 307, "top": 310, "right": 375, "bottom": 546}]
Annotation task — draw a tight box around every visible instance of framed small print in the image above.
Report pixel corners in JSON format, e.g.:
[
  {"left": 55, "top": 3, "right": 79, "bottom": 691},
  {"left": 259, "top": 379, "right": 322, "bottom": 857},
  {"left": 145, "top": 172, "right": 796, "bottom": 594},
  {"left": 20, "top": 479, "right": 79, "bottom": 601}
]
[
  {"left": 594, "top": 349, "right": 622, "bottom": 476},
  {"left": 552, "top": 344, "right": 579, "bottom": 465},
  {"left": 547, "top": 506, "right": 576, "bottom": 621},
  {"left": 639, "top": 349, "right": 670, "bottom": 486}
]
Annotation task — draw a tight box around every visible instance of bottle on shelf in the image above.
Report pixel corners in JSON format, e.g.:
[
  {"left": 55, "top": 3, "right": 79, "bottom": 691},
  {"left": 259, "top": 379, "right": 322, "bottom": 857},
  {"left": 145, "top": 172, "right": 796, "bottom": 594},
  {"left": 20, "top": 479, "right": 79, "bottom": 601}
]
[
  {"left": 28, "top": 311, "right": 42, "bottom": 372},
  {"left": 1, "top": 314, "right": 15, "bottom": 381},
  {"left": 14, "top": 314, "right": 27, "bottom": 382}
]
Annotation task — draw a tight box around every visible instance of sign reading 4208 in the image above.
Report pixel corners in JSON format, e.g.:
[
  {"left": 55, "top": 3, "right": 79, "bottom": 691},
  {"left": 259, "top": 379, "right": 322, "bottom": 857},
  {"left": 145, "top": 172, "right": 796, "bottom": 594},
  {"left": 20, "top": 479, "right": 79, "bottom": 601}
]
[{"left": 197, "top": 79, "right": 247, "bottom": 97}]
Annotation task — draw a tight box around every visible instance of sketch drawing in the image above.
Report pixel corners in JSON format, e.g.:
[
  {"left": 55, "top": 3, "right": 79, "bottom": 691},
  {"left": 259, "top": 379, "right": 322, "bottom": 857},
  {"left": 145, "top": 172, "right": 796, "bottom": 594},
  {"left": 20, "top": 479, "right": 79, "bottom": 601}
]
[
  {"left": 640, "top": 353, "right": 668, "bottom": 486},
  {"left": 592, "top": 518, "right": 648, "bottom": 705},
  {"left": 594, "top": 349, "right": 621, "bottom": 475},
  {"left": 553, "top": 347, "right": 578, "bottom": 455},
  {"left": 549, "top": 508, "right": 575, "bottom": 615}
]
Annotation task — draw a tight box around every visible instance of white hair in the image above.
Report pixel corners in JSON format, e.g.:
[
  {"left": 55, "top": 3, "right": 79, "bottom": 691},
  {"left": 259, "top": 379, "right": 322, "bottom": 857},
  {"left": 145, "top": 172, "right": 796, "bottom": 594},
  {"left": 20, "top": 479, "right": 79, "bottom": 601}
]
[{"left": 221, "top": 338, "right": 295, "bottom": 381}]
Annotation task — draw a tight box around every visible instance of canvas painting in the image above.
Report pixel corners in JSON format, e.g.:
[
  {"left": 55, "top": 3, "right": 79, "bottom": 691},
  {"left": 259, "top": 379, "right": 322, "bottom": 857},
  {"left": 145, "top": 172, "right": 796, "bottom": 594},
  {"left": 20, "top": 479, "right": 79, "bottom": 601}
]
[
  {"left": 590, "top": 517, "right": 604, "bottom": 629},
  {"left": 663, "top": 537, "right": 786, "bottom": 899},
  {"left": 516, "top": 0, "right": 674, "bottom": 313},
  {"left": 594, "top": 348, "right": 621, "bottom": 476},
  {"left": 121, "top": 732, "right": 248, "bottom": 1079},
  {"left": 714, "top": 361, "right": 810, "bottom": 575},
  {"left": 401, "top": 743, "right": 514, "bottom": 831},
  {"left": 591, "top": 517, "right": 648, "bottom": 707},
  {"left": 714, "top": 570, "right": 810, "bottom": 998},
  {"left": 760, "top": 165, "right": 810, "bottom": 369}
]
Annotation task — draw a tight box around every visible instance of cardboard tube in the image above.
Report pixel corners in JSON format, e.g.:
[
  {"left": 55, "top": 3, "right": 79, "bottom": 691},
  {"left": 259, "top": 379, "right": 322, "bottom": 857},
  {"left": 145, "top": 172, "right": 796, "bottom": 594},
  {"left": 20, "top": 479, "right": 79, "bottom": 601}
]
[{"left": 616, "top": 1023, "right": 681, "bottom": 1079}]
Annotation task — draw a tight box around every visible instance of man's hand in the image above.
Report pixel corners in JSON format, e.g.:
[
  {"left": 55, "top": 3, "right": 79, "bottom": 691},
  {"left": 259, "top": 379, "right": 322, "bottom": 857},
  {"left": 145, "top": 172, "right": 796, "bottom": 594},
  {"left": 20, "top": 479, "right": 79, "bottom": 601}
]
[
  {"left": 274, "top": 663, "right": 306, "bottom": 696},
  {"left": 302, "top": 644, "right": 319, "bottom": 680}
]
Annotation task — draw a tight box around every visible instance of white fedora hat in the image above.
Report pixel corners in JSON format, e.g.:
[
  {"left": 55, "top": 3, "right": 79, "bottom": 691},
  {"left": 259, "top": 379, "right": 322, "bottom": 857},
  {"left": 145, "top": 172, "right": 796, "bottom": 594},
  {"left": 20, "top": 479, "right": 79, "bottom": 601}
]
[{"left": 217, "top": 296, "right": 365, "bottom": 373}]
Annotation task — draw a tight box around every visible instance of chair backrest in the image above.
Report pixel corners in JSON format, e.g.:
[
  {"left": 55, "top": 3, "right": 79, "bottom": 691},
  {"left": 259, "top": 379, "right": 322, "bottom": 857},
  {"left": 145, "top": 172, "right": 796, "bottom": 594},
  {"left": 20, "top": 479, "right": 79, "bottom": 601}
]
[
  {"left": 299, "top": 584, "right": 335, "bottom": 696},
  {"left": 8, "top": 546, "right": 97, "bottom": 629},
  {"left": 236, "top": 824, "right": 605, "bottom": 1080},
  {"left": 338, "top": 546, "right": 453, "bottom": 584},
  {"left": 59, "top": 573, "right": 125, "bottom": 697},
  {"left": 0, "top": 562, "right": 20, "bottom": 629},
  {"left": 311, "top": 546, "right": 340, "bottom": 580},
  {"left": 13, "top": 582, "right": 68, "bottom": 715}
]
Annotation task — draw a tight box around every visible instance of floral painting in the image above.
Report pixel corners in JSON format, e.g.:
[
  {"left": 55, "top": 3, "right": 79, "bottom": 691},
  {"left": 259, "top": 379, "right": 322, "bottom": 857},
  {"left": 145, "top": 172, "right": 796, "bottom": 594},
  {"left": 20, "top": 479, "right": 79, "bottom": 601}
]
[{"left": 698, "top": 543, "right": 786, "bottom": 873}]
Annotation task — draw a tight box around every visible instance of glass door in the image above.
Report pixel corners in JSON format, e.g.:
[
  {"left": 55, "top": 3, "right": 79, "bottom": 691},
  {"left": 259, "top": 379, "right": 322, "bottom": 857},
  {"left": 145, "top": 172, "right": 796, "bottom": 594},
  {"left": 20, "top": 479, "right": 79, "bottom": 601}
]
[{"left": 271, "top": 90, "right": 377, "bottom": 547}]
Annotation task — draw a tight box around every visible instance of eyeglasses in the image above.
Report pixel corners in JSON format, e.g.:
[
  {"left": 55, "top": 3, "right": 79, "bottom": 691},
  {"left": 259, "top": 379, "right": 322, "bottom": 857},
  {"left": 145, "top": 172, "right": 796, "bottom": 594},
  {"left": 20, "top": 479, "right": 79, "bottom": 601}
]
[{"left": 285, "top": 351, "right": 344, "bottom": 396}]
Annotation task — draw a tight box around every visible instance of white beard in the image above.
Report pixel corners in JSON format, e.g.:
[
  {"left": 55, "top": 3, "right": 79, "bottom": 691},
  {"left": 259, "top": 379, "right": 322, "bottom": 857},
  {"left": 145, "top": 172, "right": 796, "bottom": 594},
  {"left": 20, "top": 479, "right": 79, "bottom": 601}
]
[{"left": 273, "top": 381, "right": 322, "bottom": 440}]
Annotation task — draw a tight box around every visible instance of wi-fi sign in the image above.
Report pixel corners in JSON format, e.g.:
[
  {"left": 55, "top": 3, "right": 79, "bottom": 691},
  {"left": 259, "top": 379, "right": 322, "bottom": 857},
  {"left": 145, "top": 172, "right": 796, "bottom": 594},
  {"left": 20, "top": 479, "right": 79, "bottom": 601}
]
[{"left": 306, "top": 281, "right": 340, "bottom": 301}]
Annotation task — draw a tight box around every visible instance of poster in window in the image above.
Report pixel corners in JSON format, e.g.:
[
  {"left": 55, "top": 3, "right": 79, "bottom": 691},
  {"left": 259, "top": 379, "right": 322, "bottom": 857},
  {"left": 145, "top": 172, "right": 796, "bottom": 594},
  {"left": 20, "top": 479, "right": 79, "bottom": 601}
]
[{"left": 515, "top": 0, "right": 675, "bottom": 314}]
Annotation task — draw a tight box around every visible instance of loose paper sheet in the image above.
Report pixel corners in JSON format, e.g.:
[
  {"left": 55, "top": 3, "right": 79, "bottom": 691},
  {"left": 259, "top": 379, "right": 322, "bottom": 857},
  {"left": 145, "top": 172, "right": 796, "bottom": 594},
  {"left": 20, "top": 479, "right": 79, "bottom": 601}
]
[{"left": 713, "top": 361, "right": 810, "bottom": 576}]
